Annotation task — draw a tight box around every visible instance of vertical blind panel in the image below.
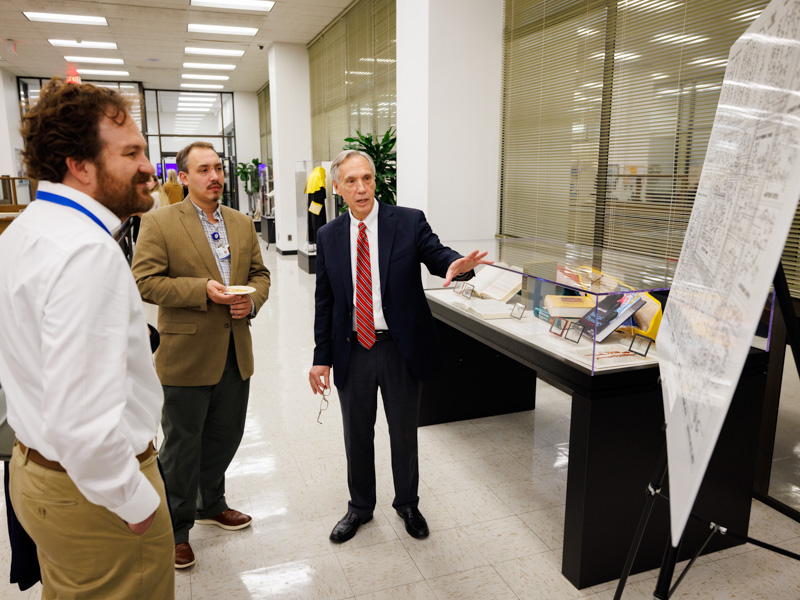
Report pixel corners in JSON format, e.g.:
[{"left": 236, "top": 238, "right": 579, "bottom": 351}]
[
  {"left": 500, "top": 1, "right": 606, "bottom": 244},
  {"left": 257, "top": 84, "right": 272, "bottom": 164},
  {"left": 309, "top": 0, "right": 396, "bottom": 163},
  {"left": 499, "top": 0, "right": 798, "bottom": 291}
]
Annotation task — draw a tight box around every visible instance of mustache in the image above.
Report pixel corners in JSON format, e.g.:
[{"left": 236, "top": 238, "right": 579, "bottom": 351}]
[{"left": 133, "top": 173, "right": 152, "bottom": 185}]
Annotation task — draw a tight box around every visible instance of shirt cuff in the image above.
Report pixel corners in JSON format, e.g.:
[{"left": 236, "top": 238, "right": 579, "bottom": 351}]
[
  {"left": 111, "top": 472, "right": 161, "bottom": 524},
  {"left": 248, "top": 297, "right": 256, "bottom": 318}
]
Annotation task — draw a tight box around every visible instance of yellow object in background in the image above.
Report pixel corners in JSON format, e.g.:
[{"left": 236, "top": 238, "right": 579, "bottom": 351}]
[{"left": 304, "top": 166, "right": 326, "bottom": 194}]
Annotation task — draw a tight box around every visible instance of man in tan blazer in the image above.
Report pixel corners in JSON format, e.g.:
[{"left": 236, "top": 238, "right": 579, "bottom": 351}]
[{"left": 132, "top": 142, "right": 270, "bottom": 570}]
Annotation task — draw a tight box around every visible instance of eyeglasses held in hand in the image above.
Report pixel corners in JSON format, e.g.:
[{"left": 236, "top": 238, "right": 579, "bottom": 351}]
[{"left": 317, "top": 386, "right": 331, "bottom": 424}]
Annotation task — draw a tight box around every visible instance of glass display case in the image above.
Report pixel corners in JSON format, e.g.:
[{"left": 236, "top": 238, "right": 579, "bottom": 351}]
[{"left": 425, "top": 237, "right": 773, "bottom": 375}]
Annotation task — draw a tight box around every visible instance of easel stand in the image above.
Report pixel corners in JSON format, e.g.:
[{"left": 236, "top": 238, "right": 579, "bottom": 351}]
[
  {"left": 613, "top": 262, "right": 800, "bottom": 599},
  {"left": 613, "top": 436, "right": 800, "bottom": 599}
]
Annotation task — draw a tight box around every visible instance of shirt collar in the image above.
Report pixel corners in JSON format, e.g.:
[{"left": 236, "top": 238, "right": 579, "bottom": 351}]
[
  {"left": 191, "top": 199, "right": 222, "bottom": 222},
  {"left": 37, "top": 180, "right": 122, "bottom": 234},
  {"left": 349, "top": 199, "right": 379, "bottom": 233}
]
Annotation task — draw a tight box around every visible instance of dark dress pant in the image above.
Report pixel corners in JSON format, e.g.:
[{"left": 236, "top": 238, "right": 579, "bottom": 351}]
[
  {"left": 160, "top": 337, "right": 249, "bottom": 544},
  {"left": 337, "top": 337, "right": 422, "bottom": 519}
]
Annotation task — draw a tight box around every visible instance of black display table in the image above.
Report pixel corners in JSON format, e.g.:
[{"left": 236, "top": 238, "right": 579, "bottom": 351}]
[
  {"left": 423, "top": 292, "right": 767, "bottom": 589},
  {"left": 298, "top": 249, "right": 316, "bottom": 274},
  {"left": 261, "top": 216, "right": 275, "bottom": 244}
]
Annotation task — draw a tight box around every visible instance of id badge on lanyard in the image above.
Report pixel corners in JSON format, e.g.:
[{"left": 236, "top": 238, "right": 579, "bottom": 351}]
[{"left": 212, "top": 231, "right": 230, "bottom": 260}]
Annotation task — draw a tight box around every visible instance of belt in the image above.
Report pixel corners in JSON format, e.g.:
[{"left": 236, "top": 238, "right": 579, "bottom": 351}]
[
  {"left": 16, "top": 441, "right": 156, "bottom": 473},
  {"left": 353, "top": 330, "right": 391, "bottom": 342}
]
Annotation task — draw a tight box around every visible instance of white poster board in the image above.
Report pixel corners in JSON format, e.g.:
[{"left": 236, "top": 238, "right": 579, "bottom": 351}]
[{"left": 657, "top": 0, "right": 800, "bottom": 545}]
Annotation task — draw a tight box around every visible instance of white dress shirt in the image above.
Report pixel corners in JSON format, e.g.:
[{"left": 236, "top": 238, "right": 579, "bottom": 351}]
[
  {"left": 349, "top": 201, "right": 389, "bottom": 332},
  {"left": 0, "top": 181, "right": 164, "bottom": 524}
]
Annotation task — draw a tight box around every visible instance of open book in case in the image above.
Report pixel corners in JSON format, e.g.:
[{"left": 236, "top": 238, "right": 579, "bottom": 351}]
[{"left": 424, "top": 237, "right": 773, "bottom": 374}]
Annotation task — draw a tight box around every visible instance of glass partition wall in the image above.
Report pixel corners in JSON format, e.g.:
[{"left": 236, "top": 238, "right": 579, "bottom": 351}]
[
  {"left": 145, "top": 89, "right": 238, "bottom": 210},
  {"left": 17, "top": 80, "right": 238, "bottom": 210}
]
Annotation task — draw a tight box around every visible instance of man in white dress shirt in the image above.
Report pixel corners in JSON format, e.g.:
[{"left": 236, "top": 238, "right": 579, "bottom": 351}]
[{"left": 0, "top": 78, "right": 174, "bottom": 598}]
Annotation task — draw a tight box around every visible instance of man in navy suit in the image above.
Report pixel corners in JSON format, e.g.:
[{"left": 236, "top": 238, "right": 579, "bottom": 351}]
[{"left": 309, "top": 150, "right": 489, "bottom": 543}]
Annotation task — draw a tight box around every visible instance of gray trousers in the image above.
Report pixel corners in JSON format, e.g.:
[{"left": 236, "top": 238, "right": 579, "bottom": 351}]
[
  {"left": 337, "top": 337, "right": 422, "bottom": 519},
  {"left": 160, "top": 338, "right": 249, "bottom": 544}
]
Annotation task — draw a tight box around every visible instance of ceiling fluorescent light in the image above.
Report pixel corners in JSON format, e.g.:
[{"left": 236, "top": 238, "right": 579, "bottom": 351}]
[
  {"left": 177, "top": 107, "right": 211, "bottom": 112},
  {"left": 181, "top": 84, "right": 225, "bottom": 89},
  {"left": 180, "top": 93, "right": 218, "bottom": 98},
  {"left": 186, "top": 47, "right": 245, "bottom": 57},
  {"left": 188, "top": 24, "right": 258, "bottom": 36},
  {"left": 183, "top": 62, "right": 236, "bottom": 70},
  {"left": 77, "top": 69, "right": 129, "bottom": 76},
  {"left": 24, "top": 12, "right": 107, "bottom": 26},
  {"left": 182, "top": 74, "right": 229, "bottom": 81},
  {"left": 65, "top": 56, "right": 124, "bottom": 65},
  {"left": 50, "top": 39, "right": 117, "bottom": 49},
  {"left": 191, "top": 0, "right": 275, "bottom": 10}
]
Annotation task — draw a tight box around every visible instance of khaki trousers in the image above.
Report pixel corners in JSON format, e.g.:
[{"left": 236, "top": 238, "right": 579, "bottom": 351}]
[{"left": 9, "top": 444, "right": 174, "bottom": 600}]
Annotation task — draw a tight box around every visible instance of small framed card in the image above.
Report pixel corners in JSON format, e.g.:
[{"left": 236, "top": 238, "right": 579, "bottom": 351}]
[
  {"left": 549, "top": 317, "right": 568, "bottom": 337},
  {"left": 564, "top": 322, "right": 584, "bottom": 343},
  {"left": 510, "top": 302, "right": 526, "bottom": 320},
  {"left": 629, "top": 333, "right": 654, "bottom": 357},
  {"left": 453, "top": 281, "right": 466, "bottom": 295},
  {"left": 460, "top": 283, "right": 475, "bottom": 299}
]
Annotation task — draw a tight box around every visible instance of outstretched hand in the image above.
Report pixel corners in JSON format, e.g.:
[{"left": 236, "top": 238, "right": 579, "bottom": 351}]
[{"left": 443, "top": 250, "right": 492, "bottom": 287}]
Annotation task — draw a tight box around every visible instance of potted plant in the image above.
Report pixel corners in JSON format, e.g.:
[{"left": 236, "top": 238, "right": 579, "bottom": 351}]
[
  {"left": 236, "top": 158, "right": 261, "bottom": 218},
  {"left": 343, "top": 127, "right": 397, "bottom": 206}
]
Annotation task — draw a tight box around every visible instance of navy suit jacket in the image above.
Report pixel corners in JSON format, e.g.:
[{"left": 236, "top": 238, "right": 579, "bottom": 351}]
[{"left": 313, "top": 204, "right": 462, "bottom": 387}]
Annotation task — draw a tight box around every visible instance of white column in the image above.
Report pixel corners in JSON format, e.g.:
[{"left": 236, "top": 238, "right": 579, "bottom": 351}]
[
  {"left": 233, "top": 91, "right": 261, "bottom": 216},
  {"left": 0, "top": 68, "right": 23, "bottom": 177},
  {"left": 396, "top": 0, "right": 504, "bottom": 244},
  {"left": 268, "top": 43, "right": 312, "bottom": 254}
]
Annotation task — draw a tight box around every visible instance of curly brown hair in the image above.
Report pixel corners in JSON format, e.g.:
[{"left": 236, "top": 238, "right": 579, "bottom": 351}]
[{"left": 20, "top": 77, "right": 131, "bottom": 182}]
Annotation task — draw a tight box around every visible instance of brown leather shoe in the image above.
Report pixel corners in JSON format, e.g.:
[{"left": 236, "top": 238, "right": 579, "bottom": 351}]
[
  {"left": 175, "top": 542, "right": 196, "bottom": 569},
  {"left": 196, "top": 508, "right": 252, "bottom": 531}
]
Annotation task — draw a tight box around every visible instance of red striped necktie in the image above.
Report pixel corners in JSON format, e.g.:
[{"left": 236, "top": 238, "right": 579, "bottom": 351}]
[{"left": 355, "top": 221, "right": 376, "bottom": 349}]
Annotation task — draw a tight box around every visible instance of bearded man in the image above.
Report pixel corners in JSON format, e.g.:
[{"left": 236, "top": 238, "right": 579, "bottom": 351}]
[{"left": 0, "top": 78, "right": 174, "bottom": 598}]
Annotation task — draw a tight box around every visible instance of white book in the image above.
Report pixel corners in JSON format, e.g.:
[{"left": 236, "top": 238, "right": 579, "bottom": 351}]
[
  {"left": 452, "top": 298, "right": 514, "bottom": 320},
  {"left": 470, "top": 263, "right": 523, "bottom": 302}
]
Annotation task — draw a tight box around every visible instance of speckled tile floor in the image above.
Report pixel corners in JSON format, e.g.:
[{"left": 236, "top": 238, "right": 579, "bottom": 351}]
[{"left": 1, "top": 239, "right": 798, "bottom": 599}]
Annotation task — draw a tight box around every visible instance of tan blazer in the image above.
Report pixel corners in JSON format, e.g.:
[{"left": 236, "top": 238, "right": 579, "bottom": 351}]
[{"left": 132, "top": 199, "right": 271, "bottom": 386}]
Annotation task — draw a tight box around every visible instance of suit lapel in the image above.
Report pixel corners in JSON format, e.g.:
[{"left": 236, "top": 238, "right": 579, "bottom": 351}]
[
  {"left": 334, "top": 214, "right": 353, "bottom": 305},
  {"left": 377, "top": 204, "right": 396, "bottom": 297},
  {"left": 179, "top": 200, "right": 223, "bottom": 282}
]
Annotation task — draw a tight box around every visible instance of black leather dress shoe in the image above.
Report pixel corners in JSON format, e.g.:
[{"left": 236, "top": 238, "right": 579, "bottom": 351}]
[
  {"left": 397, "top": 507, "right": 429, "bottom": 539},
  {"left": 329, "top": 511, "right": 372, "bottom": 543}
]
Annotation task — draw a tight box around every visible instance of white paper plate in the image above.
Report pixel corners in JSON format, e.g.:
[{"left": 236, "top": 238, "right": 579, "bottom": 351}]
[{"left": 225, "top": 285, "right": 256, "bottom": 295}]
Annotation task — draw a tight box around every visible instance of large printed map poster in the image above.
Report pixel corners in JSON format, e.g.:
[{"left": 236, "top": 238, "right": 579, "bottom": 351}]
[{"left": 658, "top": 0, "right": 800, "bottom": 545}]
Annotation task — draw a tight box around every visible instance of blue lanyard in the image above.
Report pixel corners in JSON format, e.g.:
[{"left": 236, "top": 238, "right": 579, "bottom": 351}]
[{"left": 36, "top": 190, "right": 112, "bottom": 237}]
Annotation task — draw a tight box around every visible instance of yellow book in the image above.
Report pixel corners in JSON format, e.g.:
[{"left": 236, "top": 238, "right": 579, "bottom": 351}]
[{"left": 543, "top": 294, "right": 595, "bottom": 318}]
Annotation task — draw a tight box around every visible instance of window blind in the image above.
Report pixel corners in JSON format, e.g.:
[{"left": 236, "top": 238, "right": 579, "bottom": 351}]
[
  {"left": 308, "top": 0, "right": 396, "bottom": 161},
  {"left": 257, "top": 83, "right": 272, "bottom": 165},
  {"left": 500, "top": 1, "right": 786, "bottom": 285}
]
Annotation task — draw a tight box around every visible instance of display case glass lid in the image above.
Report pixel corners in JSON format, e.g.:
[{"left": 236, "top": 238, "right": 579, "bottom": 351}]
[{"left": 442, "top": 236, "right": 676, "bottom": 295}]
